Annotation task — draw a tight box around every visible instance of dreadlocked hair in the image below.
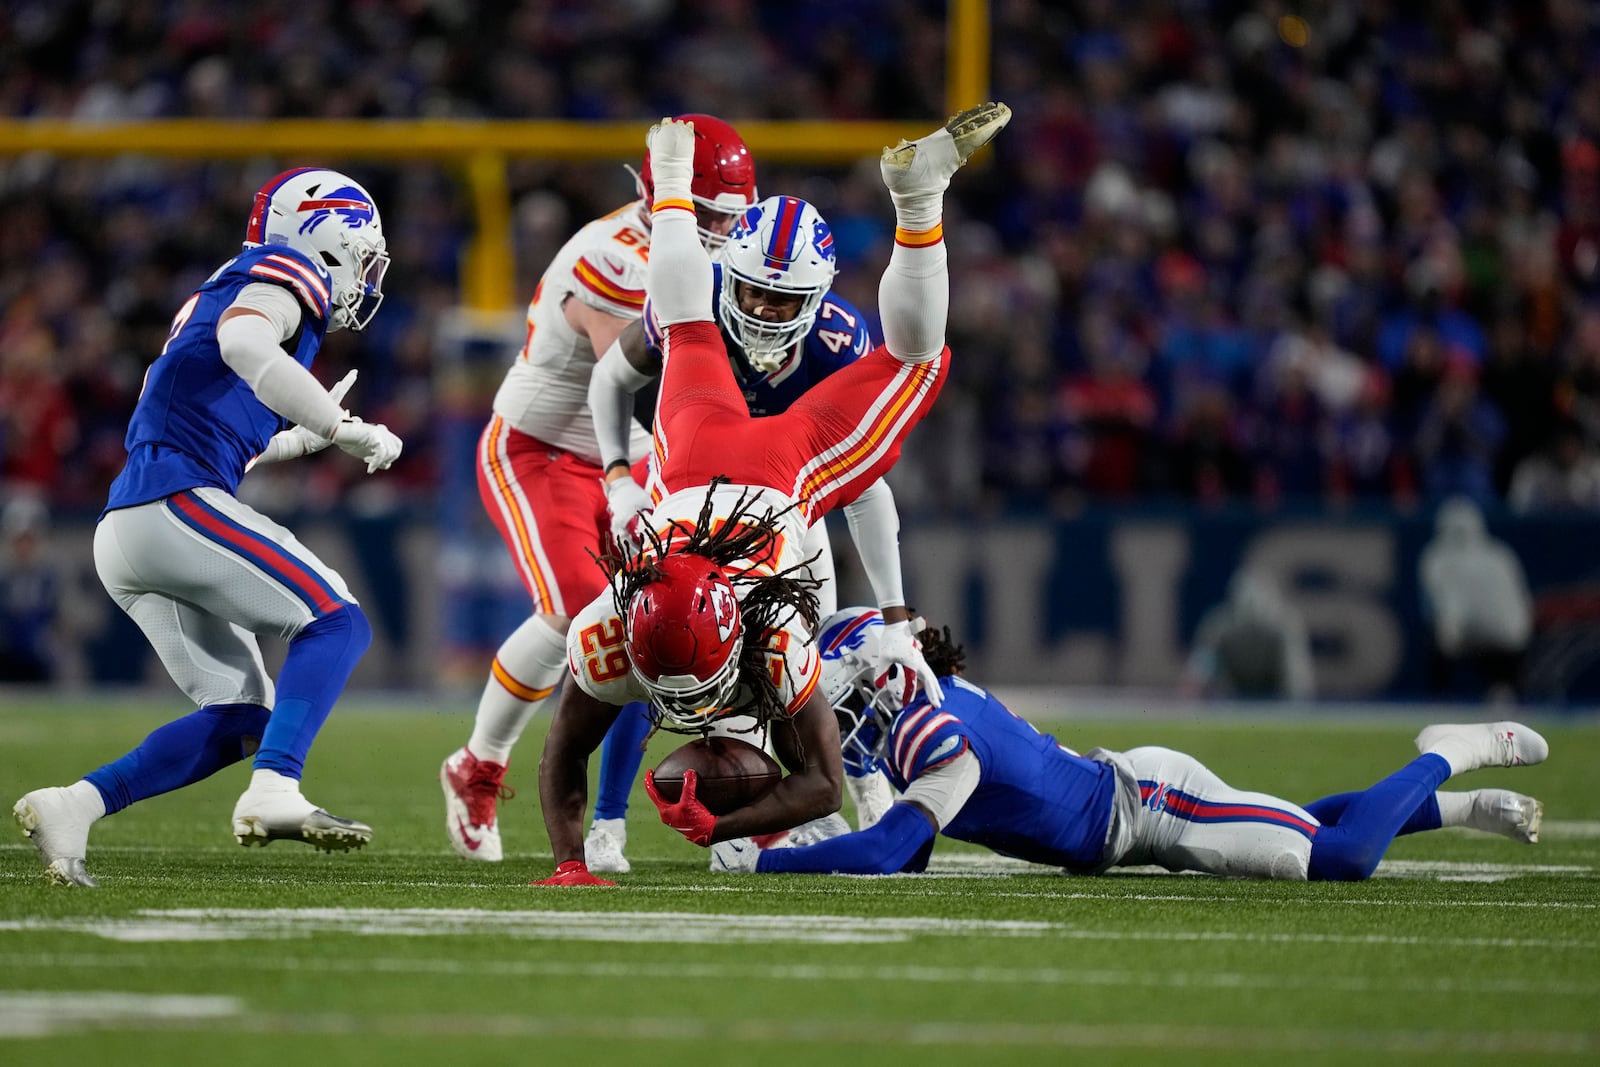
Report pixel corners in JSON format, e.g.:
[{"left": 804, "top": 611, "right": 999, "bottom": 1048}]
[
  {"left": 600, "top": 477, "right": 823, "bottom": 735},
  {"left": 917, "top": 621, "right": 967, "bottom": 679}
]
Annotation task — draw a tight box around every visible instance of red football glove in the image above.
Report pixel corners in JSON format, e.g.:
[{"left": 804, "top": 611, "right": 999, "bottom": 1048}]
[
  {"left": 644, "top": 768, "right": 717, "bottom": 846},
  {"left": 532, "top": 860, "right": 616, "bottom": 887}
]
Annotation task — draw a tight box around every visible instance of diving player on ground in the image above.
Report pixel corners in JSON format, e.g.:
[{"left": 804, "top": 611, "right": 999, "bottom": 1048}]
[{"left": 710, "top": 609, "right": 1548, "bottom": 880}]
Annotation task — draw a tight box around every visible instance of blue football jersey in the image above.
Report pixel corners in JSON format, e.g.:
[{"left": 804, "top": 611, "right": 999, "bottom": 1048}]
[
  {"left": 643, "top": 262, "right": 874, "bottom": 416},
  {"left": 105, "top": 245, "right": 334, "bottom": 513},
  {"left": 883, "top": 676, "right": 1118, "bottom": 872}
]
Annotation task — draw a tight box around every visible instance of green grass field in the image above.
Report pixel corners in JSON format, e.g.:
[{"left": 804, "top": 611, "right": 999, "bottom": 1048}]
[{"left": 2, "top": 697, "right": 1597, "bottom": 1065}]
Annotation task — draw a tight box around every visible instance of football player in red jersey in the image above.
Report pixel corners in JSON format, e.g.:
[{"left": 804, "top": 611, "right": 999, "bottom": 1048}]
[
  {"left": 535, "top": 103, "right": 1012, "bottom": 886},
  {"left": 440, "top": 116, "right": 758, "bottom": 865}
]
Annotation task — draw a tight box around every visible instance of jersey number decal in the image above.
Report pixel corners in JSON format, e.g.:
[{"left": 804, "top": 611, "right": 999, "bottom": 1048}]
[
  {"left": 578, "top": 617, "right": 629, "bottom": 684},
  {"left": 141, "top": 293, "right": 203, "bottom": 401},
  {"left": 518, "top": 280, "right": 545, "bottom": 360},
  {"left": 761, "top": 628, "right": 791, "bottom": 688},
  {"left": 160, "top": 294, "right": 201, "bottom": 357},
  {"left": 816, "top": 329, "right": 855, "bottom": 354},
  {"left": 816, "top": 301, "right": 862, "bottom": 355},
  {"left": 652, "top": 518, "right": 786, "bottom": 576},
  {"left": 819, "top": 300, "right": 857, "bottom": 328},
  {"left": 612, "top": 228, "right": 651, "bottom": 260}
]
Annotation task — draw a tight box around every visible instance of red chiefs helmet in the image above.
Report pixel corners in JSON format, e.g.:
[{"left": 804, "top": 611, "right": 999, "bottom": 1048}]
[
  {"left": 625, "top": 553, "right": 745, "bottom": 728},
  {"left": 638, "top": 113, "right": 758, "bottom": 251}
]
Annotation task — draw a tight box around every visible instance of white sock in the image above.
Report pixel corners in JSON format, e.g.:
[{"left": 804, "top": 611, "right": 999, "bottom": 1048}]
[
  {"left": 1434, "top": 791, "right": 1473, "bottom": 828},
  {"left": 645, "top": 121, "right": 711, "bottom": 325},
  {"left": 468, "top": 615, "right": 567, "bottom": 763},
  {"left": 67, "top": 780, "right": 107, "bottom": 821},
  {"left": 648, "top": 205, "right": 712, "bottom": 325},
  {"left": 878, "top": 240, "right": 948, "bottom": 363},
  {"left": 890, "top": 187, "right": 944, "bottom": 233},
  {"left": 591, "top": 817, "right": 626, "bottom": 844},
  {"left": 249, "top": 768, "right": 300, "bottom": 794},
  {"left": 1419, "top": 737, "right": 1472, "bottom": 778}
]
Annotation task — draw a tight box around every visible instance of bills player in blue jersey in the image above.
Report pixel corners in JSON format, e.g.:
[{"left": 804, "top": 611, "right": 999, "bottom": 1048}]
[
  {"left": 579, "top": 195, "right": 923, "bottom": 872},
  {"left": 710, "top": 608, "right": 1549, "bottom": 879},
  {"left": 12, "top": 168, "right": 402, "bottom": 886}
]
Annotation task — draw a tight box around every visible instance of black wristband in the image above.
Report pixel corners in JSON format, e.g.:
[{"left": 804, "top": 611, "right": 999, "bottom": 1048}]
[{"left": 604, "top": 459, "right": 632, "bottom": 474}]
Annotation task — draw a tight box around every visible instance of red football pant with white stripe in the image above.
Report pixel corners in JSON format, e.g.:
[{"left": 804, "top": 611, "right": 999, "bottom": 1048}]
[
  {"left": 476, "top": 416, "right": 650, "bottom": 616},
  {"left": 651, "top": 321, "right": 947, "bottom": 522}
]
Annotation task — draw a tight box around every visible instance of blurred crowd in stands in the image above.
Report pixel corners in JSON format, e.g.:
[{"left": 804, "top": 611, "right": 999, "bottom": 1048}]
[{"left": 5, "top": 0, "right": 1600, "bottom": 519}]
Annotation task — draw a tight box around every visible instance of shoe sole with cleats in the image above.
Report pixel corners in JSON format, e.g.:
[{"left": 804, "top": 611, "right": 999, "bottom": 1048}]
[
  {"left": 882, "top": 101, "right": 1012, "bottom": 170},
  {"left": 234, "top": 809, "right": 372, "bottom": 851}
]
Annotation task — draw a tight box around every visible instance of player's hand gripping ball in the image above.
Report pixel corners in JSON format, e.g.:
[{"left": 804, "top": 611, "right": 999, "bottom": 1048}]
[{"left": 650, "top": 737, "right": 781, "bottom": 815}]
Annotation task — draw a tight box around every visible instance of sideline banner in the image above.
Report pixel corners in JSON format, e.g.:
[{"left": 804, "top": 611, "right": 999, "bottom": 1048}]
[{"left": 889, "top": 507, "right": 1600, "bottom": 703}]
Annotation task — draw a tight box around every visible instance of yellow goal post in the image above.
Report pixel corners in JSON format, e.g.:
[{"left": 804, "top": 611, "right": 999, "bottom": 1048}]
[{"left": 0, "top": 0, "right": 990, "bottom": 313}]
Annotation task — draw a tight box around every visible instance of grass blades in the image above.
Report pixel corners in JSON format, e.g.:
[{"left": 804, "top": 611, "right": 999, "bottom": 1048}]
[{"left": 1, "top": 699, "right": 1597, "bottom": 1065}]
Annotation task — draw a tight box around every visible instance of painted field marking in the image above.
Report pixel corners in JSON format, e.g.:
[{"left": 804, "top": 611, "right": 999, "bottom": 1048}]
[
  {"left": 0, "top": 997, "right": 1592, "bottom": 1055},
  {"left": 3, "top": 951, "right": 1596, "bottom": 1000},
  {"left": 0, "top": 991, "right": 239, "bottom": 1038},
  {"left": 0, "top": 908, "right": 1592, "bottom": 950},
  {"left": 0, "top": 908, "right": 1056, "bottom": 945}
]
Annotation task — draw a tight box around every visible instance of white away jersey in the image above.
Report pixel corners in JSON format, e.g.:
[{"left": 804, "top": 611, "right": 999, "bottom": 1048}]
[
  {"left": 492, "top": 202, "right": 656, "bottom": 466},
  {"left": 566, "top": 481, "right": 821, "bottom": 715}
]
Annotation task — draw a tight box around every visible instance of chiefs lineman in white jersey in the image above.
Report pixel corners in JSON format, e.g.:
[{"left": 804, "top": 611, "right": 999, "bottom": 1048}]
[{"left": 440, "top": 117, "right": 758, "bottom": 862}]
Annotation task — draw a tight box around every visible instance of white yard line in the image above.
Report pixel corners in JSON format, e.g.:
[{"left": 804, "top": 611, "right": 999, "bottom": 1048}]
[
  {"left": 0, "top": 908, "right": 1058, "bottom": 945},
  {"left": 2, "top": 951, "right": 1595, "bottom": 999},
  {"left": 0, "top": 908, "right": 1591, "bottom": 950},
  {"left": 0, "top": 991, "right": 239, "bottom": 1038},
  {"left": 0, "top": 993, "right": 1592, "bottom": 1055}
]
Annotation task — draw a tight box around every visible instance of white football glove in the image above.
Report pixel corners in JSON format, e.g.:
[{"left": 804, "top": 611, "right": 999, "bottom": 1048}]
[
  {"left": 246, "top": 370, "right": 359, "bottom": 470},
  {"left": 875, "top": 618, "right": 945, "bottom": 707},
  {"left": 333, "top": 416, "right": 403, "bottom": 474},
  {"left": 604, "top": 475, "right": 654, "bottom": 555},
  {"left": 709, "top": 837, "right": 760, "bottom": 874}
]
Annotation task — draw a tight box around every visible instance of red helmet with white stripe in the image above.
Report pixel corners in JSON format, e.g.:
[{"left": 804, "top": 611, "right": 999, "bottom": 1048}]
[
  {"left": 244, "top": 167, "right": 390, "bottom": 332},
  {"left": 638, "top": 114, "right": 758, "bottom": 252},
  {"left": 625, "top": 553, "right": 744, "bottom": 729}
]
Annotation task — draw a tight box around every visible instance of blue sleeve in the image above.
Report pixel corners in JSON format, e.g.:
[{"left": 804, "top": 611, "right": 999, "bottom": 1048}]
[
  {"left": 755, "top": 803, "right": 936, "bottom": 875},
  {"left": 640, "top": 298, "right": 665, "bottom": 363}
]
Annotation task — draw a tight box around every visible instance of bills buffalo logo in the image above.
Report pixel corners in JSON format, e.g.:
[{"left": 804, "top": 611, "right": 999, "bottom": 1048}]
[
  {"left": 812, "top": 218, "right": 835, "bottom": 262},
  {"left": 732, "top": 204, "right": 762, "bottom": 240},
  {"left": 820, "top": 611, "right": 882, "bottom": 662},
  {"left": 297, "top": 187, "right": 376, "bottom": 234}
]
